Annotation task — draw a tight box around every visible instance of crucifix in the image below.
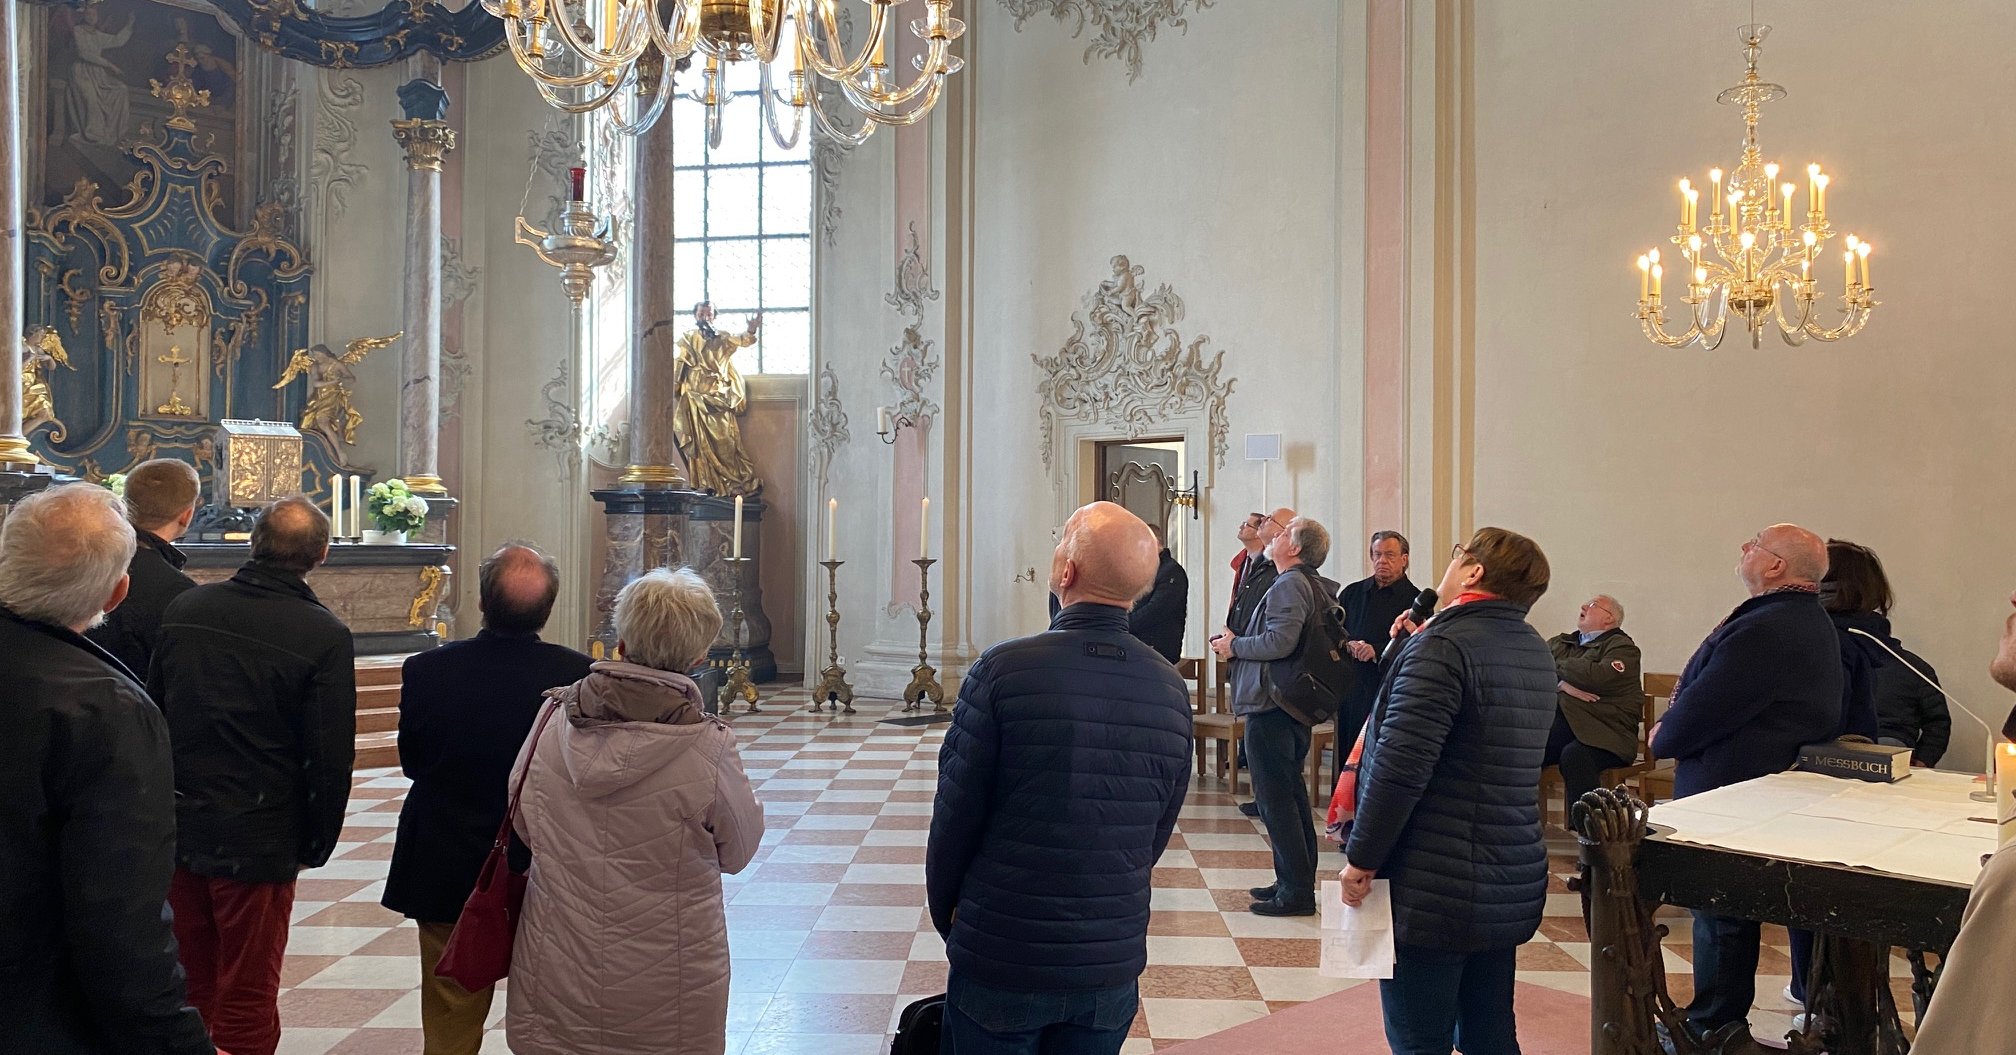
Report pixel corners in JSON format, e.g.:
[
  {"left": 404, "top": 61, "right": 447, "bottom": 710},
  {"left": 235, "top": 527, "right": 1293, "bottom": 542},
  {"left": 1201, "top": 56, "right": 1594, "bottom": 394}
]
[{"left": 156, "top": 345, "right": 194, "bottom": 416}]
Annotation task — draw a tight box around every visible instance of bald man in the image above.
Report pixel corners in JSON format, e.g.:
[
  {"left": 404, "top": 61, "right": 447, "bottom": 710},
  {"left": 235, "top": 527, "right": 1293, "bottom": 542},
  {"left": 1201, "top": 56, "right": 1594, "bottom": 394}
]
[
  {"left": 929, "top": 502, "right": 1194, "bottom": 1053},
  {"left": 383, "top": 543, "right": 591, "bottom": 1052},
  {"left": 1652, "top": 523, "right": 1843, "bottom": 1043}
]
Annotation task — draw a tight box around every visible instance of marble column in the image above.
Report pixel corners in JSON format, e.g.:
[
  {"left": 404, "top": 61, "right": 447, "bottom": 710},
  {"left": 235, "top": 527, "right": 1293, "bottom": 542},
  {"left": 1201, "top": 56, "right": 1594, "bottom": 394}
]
[
  {"left": 390, "top": 79, "right": 455, "bottom": 496},
  {"left": 617, "top": 87, "right": 684, "bottom": 488},
  {"left": 0, "top": 0, "right": 37, "bottom": 471}
]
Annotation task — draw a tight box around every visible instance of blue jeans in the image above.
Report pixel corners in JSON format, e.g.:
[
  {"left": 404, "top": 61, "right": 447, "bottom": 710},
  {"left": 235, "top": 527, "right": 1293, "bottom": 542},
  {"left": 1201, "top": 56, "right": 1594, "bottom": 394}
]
[
  {"left": 1244, "top": 708, "right": 1315, "bottom": 906},
  {"left": 941, "top": 971, "right": 1137, "bottom": 1055},
  {"left": 1686, "top": 912, "right": 1760, "bottom": 1033},
  {"left": 1379, "top": 943, "right": 1522, "bottom": 1055}
]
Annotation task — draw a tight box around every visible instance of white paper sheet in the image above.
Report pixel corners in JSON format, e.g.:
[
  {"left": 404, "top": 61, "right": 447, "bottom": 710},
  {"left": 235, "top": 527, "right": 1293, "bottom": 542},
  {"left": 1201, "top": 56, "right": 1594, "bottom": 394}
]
[{"left": 1318, "top": 878, "right": 1395, "bottom": 979}]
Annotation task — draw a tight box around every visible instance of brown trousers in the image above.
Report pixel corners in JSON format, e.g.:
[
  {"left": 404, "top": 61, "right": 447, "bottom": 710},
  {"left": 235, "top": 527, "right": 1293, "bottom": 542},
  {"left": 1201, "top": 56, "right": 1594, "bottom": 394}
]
[{"left": 417, "top": 920, "right": 496, "bottom": 1054}]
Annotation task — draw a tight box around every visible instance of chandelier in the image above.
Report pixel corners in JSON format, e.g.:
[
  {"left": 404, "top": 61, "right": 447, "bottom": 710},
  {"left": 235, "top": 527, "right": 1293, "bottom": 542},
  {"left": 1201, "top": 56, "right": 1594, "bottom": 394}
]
[
  {"left": 478, "top": 0, "right": 966, "bottom": 144},
  {"left": 1634, "top": 25, "right": 1876, "bottom": 350}
]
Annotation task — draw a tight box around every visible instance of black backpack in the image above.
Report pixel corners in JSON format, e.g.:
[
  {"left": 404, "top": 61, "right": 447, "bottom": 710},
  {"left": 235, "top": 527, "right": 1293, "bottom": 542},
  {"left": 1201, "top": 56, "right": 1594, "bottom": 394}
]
[
  {"left": 890, "top": 993, "right": 946, "bottom": 1055},
  {"left": 1271, "top": 569, "right": 1351, "bottom": 728}
]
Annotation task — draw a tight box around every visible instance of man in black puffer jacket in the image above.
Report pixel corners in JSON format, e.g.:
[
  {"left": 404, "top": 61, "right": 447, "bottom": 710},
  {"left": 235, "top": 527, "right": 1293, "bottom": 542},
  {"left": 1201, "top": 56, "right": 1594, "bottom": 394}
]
[
  {"left": 1343, "top": 527, "right": 1558, "bottom": 1055},
  {"left": 929, "top": 501, "right": 1193, "bottom": 1054}
]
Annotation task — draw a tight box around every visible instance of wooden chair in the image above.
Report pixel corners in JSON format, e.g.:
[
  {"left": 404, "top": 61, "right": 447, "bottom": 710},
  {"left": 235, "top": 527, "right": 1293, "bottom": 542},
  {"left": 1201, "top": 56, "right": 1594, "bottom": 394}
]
[
  {"left": 1539, "top": 672, "right": 1679, "bottom": 829},
  {"left": 1636, "top": 673, "right": 1680, "bottom": 804},
  {"left": 1192, "top": 662, "right": 1246, "bottom": 795},
  {"left": 1306, "top": 720, "right": 1337, "bottom": 805}
]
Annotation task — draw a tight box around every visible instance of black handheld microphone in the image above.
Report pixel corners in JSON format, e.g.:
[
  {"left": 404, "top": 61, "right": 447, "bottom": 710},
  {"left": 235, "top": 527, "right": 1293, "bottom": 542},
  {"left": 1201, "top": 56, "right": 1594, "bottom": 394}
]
[{"left": 1380, "top": 588, "right": 1439, "bottom": 662}]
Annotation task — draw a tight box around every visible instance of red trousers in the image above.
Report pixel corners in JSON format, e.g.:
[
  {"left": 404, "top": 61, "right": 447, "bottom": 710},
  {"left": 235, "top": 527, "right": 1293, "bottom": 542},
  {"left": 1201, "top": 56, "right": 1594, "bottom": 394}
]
[{"left": 168, "top": 869, "right": 296, "bottom": 1055}]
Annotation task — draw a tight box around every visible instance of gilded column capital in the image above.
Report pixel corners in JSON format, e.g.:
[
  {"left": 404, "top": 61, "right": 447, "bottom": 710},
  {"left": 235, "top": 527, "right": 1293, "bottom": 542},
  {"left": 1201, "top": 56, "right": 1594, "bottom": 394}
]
[{"left": 391, "top": 118, "right": 457, "bottom": 172}]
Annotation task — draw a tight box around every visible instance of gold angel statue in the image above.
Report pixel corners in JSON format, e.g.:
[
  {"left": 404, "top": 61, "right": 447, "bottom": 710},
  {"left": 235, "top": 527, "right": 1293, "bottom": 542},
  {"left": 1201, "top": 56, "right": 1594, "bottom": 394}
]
[
  {"left": 273, "top": 332, "right": 402, "bottom": 449},
  {"left": 671, "top": 301, "right": 762, "bottom": 495},
  {"left": 22, "top": 326, "right": 73, "bottom": 441}
]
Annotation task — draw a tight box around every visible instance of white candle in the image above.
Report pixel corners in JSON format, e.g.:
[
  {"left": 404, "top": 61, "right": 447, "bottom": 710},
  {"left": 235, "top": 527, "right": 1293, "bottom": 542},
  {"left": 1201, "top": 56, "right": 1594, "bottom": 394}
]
[
  {"left": 918, "top": 497, "right": 930, "bottom": 559},
  {"left": 330, "top": 479, "right": 343, "bottom": 541},
  {"left": 732, "top": 494, "right": 744, "bottom": 559},
  {"left": 348, "top": 475, "right": 361, "bottom": 537},
  {"left": 826, "top": 497, "right": 838, "bottom": 560},
  {"left": 877, "top": 407, "right": 892, "bottom": 435},
  {"left": 1636, "top": 254, "right": 1649, "bottom": 300}
]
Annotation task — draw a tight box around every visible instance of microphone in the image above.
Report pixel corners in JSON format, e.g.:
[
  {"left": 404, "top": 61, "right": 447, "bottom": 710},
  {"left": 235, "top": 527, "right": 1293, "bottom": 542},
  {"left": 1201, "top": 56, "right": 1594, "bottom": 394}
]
[
  {"left": 1381, "top": 588, "right": 1439, "bottom": 662},
  {"left": 1846, "top": 626, "right": 1998, "bottom": 803}
]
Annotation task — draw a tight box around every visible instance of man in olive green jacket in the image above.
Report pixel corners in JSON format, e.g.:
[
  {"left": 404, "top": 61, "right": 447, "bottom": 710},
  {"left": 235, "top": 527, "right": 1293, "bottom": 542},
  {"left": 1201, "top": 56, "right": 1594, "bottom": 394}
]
[{"left": 1545, "top": 595, "right": 1644, "bottom": 808}]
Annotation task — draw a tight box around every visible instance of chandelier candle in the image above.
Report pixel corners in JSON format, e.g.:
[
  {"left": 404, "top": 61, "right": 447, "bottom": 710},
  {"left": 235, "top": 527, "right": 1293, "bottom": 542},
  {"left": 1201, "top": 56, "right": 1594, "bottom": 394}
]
[{"left": 1634, "top": 24, "right": 1878, "bottom": 350}]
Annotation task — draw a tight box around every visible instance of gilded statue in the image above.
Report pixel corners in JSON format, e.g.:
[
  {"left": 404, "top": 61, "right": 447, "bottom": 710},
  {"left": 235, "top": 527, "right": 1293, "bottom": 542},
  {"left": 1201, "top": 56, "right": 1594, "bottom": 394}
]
[
  {"left": 671, "top": 301, "right": 762, "bottom": 495},
  {"left": 22, "top": 327, "right": 74, "bottom": 441},
  {"left": 273, "top": 332, "right": 403, "bottom": 449}
]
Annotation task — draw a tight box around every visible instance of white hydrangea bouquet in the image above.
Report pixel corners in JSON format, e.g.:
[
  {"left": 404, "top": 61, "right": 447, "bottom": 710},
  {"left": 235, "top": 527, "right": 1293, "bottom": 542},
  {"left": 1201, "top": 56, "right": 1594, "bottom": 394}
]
[
  {"left": 101, "top": 473, "right": 127, "bottom": 497},
  {"left": 366, "top": 478, "right": 429, "bottom": 535}
]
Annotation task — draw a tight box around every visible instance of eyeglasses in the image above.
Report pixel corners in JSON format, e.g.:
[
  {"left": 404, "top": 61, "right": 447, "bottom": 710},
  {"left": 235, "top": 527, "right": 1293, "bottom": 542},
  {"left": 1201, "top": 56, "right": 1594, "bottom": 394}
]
[
  {"left": 1743, "top": 536, "right": 1791, "bottom": 564},
  {"left": 1450, "top": 543, "right": 1472, "bottom": 561}
]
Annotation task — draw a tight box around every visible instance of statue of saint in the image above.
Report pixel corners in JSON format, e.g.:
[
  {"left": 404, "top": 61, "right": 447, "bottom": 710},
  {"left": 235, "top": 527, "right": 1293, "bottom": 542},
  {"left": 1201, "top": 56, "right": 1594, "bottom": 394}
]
[
  {"left": 672, "top": 301, "right": 762, "bottom": 496},
  {"left": 65, "top": 6, "right": 135, "bottom": 148},
  {"left": 22, "top": 327, "right": 73, "bottom": 441},
  {"left": 272, "top": 332, "right": 402, "bottom": 450}
]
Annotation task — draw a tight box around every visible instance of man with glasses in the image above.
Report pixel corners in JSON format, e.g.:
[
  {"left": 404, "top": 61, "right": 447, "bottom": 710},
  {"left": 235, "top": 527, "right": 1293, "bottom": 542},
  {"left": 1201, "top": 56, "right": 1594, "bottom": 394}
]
[
  {"left": 1230, "top": 509, "right": 1293, "bottom": 818},
  {"left": 1651, "top": 523, "right": 1842, "bottom": 1045},
  {"left": 1544, "top": 595, "right": 1642, "bottom": 810},
  {"left": 1336, "top": 531, "right": 1418, "bottom": 736}
]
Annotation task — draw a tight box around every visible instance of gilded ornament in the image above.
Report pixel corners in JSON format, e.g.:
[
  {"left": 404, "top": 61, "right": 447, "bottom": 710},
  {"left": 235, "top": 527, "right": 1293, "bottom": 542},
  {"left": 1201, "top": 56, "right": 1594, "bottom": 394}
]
[
  {"left": 148, "top": 45, "right": 212, "bottom": 133},
  {"left": 670, "top": 301, "right": 762, "bottom": 496},
  {"left": 22, "top": 328, "right": 75, "bottom": 442},
  {"left": 391, "top": 118, "right": 457, "bottom": 172},
  {"left": 408, "top": 565, "right": 448, "bottom": 628},
  {"left": 273, "top": 332, "right": 403, "bottom": 449},
  {"left": 154, "top": 345, "right": 197, "bottom": 417}
]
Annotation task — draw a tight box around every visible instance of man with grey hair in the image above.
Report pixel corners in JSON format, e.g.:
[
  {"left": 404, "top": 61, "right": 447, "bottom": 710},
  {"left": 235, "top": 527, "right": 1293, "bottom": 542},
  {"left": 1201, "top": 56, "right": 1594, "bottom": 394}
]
[
  {"left": 1652, "top": 523, "right": 1842, "bottom": 1044},
  {"left": 1336, "top": 530, "right": 1419, "bottom": 737},
  {"left": 89, "top": 457, "right": 201, "bottom": 676},
  {"left": 930, "top": 502, "right": 1193, "bottom": 1053},
  {"left": 0, "top": 483, "right": 216, "bottom": 1053},
  {"left": 152, "top": 495, "right": 354, "bottom": 1055},
  {"left": 383, "top": 543, "right": 591, "bottom": 1053},
  {"left": 1212, "top": 515, "right": 1339, "bottom": 916},
  {"left": 1545, "top": 594, "right": 1643, "bottom": 810}
]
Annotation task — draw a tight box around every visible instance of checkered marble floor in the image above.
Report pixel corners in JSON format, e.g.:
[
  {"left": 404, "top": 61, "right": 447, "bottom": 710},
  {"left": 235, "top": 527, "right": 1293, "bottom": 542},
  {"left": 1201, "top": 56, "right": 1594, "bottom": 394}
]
[{"left": 273, "top": 688, "right": 1906, "bottom": 1053}]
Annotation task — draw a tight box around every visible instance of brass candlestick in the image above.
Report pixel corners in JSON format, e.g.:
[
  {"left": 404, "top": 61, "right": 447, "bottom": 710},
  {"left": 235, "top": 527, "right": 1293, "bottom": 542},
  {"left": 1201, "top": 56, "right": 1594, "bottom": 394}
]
[
  {"left": 903, "top": 558, "right": 945, "bottom": 712},
  {"left": 810, "top": 559, "right": 856, "bottom": 715},
  {"left": 720, "top": 556, "right": 760, "bottom": 714}
]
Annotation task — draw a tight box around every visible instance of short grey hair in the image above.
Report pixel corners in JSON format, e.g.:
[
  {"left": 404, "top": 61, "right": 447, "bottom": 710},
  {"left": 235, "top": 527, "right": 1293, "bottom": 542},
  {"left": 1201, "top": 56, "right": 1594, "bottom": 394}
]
[
  {"left": 1288, "top": 517, "right": 1331, "bottom": 570},
  {"left": 0, "top": 483, "right": 137, "bottom": 630},
  {"left": 614, "top": 567, "right": 723, "bottom": 672},
  {"left": 1595, "top": 594, "right": 1625, "bottom": 624},
  {"left": 1369, "top": 530, "right": 1409, "bottom": 555}
]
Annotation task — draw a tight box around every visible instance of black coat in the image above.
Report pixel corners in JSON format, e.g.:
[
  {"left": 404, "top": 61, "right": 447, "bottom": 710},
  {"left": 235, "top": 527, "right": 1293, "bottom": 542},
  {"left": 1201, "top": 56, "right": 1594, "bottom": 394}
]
[
  {"left": 1651, "top": 590, "right": 1843, "bottom": 799},
  {"left": 85, "top": 529, "right": 196, "bottom": 680},
  {"left": 1127, "top": 549, "right": 1188, "bottom": 663},
  {"left": 1345, "top": 599, "right": 1558, "bottom": 952},
  {"left": 928, "top": 603, "right": 1193, "bottom": 991},
  {"left": 151, "top": 561, "right": 357, "bottom": 883},
  {"left": 0, "top": 608, "right": 214, "bottom": 1054},
  {"left": 1226, "top": 554, "right": 1277, "bottom": 634},
  {"left": 382, "top": 629, "right": 593, "bottom": 923},
  {"left": 1336, "top": 574, "right": 1418, "bottom": 734},
  {"left": 1833, "top": 611, "right": 1951, "bottom": 766}
]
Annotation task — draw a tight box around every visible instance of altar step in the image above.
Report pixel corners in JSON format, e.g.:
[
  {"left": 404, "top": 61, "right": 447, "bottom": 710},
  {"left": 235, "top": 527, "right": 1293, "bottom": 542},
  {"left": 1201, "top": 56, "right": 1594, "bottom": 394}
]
[{"left": 355, "top": 656, "right": 406, "bottom": 770}]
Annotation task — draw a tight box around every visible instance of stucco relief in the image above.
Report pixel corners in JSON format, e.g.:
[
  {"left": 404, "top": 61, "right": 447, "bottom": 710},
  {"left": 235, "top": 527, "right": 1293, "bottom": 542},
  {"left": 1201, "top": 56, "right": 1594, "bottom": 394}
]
[
  {"left": 999, "top": 0, "right": 1216, "bottom": 83},
  {"left": 883, "top": 322, "right": 941, "bottom": 429},
  {"left": 884, "top": 220, "right": 939, "bottom": 321},
  {"left": 525, "top": 357, "right": 583, "bottom": 478},
  {"left": 809, "top": 363, "right": 849, "bottom": 496},
  {"left": 264, "top": 81, "right": 301, "bottom": 227},
  {"left": 309, "top": 69, "right": 367, "bottom": 220},
  {"left": 439, "top": 234, "right": 479, "bottom": 421},
  {"left": 1033, "top": 255, "right": 1233, "bottom": 472}
]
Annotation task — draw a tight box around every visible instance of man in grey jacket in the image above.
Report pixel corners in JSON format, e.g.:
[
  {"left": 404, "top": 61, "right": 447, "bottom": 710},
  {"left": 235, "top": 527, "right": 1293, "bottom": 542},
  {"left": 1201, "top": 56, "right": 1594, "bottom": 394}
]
[{"left": 1212, "top": 515, "right": 1339, "bottom": 916}]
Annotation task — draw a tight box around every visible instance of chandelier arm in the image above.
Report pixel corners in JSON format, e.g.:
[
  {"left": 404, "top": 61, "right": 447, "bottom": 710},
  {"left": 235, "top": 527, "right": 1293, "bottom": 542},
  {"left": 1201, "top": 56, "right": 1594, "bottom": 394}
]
[
  {"left": 1802, "top": 299, "right": 1872, "bottom": 342},
  {"left": 543, "top": 0, "right": 656, "bottom": 73},
  {"left": 535, "top": 75, "right": 633, "bottom": 114},
  {"left": 834, "top": 72, "right": 946, "bottom": 125},
  {"left": 758, "top": 64, "right": 806, "bottom": 149},
  {"left": 793, "top": 2, "right": 889, "bottom": 83},
  {"left": 806, "top": 85, "right": 878, "bottom": 146},
  {"left": 830, "top": 39, "right": 952, "bottom": 111},
  {"left": 1637, "top": 304, "right": 1702, "bottom": 348},
  {"left": 505, "top": 21, "right": 629, "bottom": 88},
  {"left": 706, "top": 96, "right": 726, "bottom": 148},
  {"left": 643, "top": 2, "right": 702, "bottom": 68},
  {"left": 609, "top": 65, "right": 675, "bottom": 135}
]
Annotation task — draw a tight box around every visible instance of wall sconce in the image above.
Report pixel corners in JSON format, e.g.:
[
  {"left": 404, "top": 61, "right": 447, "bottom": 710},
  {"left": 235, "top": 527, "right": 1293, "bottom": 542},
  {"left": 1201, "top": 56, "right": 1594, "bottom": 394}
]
[
  {"left": 1171, "top": 469, "right": 1201, "bottom": 521},
  {"left": 875, "top": 406, "right": 917, "bottom": 445}
]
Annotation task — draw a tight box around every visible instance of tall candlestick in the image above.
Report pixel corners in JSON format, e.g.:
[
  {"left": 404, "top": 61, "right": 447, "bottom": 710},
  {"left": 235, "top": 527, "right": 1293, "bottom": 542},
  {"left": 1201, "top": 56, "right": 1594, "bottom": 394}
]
[
  {"left": 732, "top": 494, "right": 744, "bottom": 558},
  {"left": 349, "top": 475, "right": 362, "bottom": 537},
  {"left": 918, "top": 497, "right": 930, "bottom": 559},
  {"left": 827, "top": 497, "right": 838, "bottom": 560},
  {"left": 330, "top": 479, "right": 343, "bottom": 541}
]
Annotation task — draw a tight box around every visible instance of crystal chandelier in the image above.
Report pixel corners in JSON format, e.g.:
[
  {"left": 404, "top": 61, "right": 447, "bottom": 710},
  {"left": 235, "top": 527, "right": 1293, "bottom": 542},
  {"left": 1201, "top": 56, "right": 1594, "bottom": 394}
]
[
  {"left": 478, "top": 0, "right": 967, "bottom": 144},
  {"left": 1635, "top": 25, "right": 1877, "bottom": 350}
]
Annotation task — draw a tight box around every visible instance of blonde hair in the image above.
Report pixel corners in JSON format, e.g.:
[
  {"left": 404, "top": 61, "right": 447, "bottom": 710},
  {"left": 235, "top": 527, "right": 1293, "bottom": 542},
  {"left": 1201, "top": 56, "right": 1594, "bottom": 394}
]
[
  {"left": 614, "top": 567, "right": 724, "bottom": 672},
  {"left": 0, "top": 484, "right": 136, "bottom": 628}
]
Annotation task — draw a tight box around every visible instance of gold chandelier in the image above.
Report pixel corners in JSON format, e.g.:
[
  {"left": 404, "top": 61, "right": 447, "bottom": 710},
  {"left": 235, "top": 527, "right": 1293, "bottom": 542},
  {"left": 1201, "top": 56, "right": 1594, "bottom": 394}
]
[
  {"left": 1635, "top": 25, "right": 1877, "bottom": 350},
  {"left": 478, "top": 0, "right": 966, "bottom": 144}
]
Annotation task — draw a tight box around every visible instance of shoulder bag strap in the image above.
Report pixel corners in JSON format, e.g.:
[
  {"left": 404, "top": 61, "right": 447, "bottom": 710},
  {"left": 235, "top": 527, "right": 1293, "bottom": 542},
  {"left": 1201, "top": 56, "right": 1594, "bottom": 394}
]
[{"left": 495, "top": 698, "right": 560, "bottom": 850}]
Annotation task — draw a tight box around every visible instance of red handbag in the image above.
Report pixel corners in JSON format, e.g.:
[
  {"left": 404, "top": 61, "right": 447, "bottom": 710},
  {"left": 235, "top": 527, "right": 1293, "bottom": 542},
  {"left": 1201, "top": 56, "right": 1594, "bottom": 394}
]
[{"left": 434, "top": 700, "right": 558, "bottom": 990}]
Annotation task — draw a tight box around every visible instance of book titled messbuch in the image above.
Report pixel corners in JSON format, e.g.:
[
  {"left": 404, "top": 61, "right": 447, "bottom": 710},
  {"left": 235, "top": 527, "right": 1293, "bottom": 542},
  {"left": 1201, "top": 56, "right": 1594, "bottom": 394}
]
[{"left": 1796, "top": 740, "right": 1913, "bottom": 783}]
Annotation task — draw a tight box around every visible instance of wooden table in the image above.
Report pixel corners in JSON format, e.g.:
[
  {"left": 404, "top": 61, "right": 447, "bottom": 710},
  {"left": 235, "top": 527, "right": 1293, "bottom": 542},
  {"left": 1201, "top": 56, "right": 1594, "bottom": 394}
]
[{"left": 1576, "top": 777, "right": 1984, "bottom": 1055}]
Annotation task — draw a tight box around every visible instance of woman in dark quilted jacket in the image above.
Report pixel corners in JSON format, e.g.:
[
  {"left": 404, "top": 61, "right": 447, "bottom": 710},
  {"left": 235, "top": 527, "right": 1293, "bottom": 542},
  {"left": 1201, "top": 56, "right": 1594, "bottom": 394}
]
[{"left": 1341, "top": 527, "right": 1559, "bottom": 1055}]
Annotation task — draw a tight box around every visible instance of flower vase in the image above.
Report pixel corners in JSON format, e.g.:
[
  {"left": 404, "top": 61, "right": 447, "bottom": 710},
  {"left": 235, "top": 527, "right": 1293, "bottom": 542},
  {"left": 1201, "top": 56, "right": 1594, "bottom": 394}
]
[{"left": 362, "top": 529, "right": 408, "bottom": 546}]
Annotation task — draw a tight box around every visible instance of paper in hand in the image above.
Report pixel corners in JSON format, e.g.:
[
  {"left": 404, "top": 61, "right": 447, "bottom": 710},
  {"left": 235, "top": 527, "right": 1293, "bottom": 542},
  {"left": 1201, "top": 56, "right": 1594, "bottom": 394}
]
[{"left": 1318, "top": 878, "right": 1395, "bottom": 979}]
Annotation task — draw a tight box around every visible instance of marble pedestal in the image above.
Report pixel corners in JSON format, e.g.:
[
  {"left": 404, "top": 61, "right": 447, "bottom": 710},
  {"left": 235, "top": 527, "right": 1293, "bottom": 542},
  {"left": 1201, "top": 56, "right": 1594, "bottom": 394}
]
[{"left": 683, "top": 495, "right": 776, "bottom": 683}]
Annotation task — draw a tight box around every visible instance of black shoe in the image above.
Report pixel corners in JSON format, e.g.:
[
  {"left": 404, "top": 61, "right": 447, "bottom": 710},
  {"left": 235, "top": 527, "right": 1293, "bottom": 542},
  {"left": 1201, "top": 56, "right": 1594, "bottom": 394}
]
[
  {"left": 1249, "top": 884, "right": 1278, "bottom": 901},
  {"left": 1249, "top": 897, "right": 1316, "bottom": 917},
  {"left": 1238, "top": 801, "right": 1261, "bottom": 817}
]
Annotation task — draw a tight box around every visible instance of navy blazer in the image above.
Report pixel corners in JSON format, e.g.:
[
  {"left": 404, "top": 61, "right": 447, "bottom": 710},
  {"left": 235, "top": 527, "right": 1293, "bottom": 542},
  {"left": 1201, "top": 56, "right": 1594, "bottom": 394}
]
[{"left": 382, "top": 628, "right": 592, "bottom": 923}]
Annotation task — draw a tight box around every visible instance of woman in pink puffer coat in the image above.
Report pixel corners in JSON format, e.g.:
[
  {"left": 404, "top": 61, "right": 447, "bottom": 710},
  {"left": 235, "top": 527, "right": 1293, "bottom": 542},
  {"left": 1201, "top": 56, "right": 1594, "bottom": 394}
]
[{"left": 506, "top": 567, "right": 763, "bottom": 1055}]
